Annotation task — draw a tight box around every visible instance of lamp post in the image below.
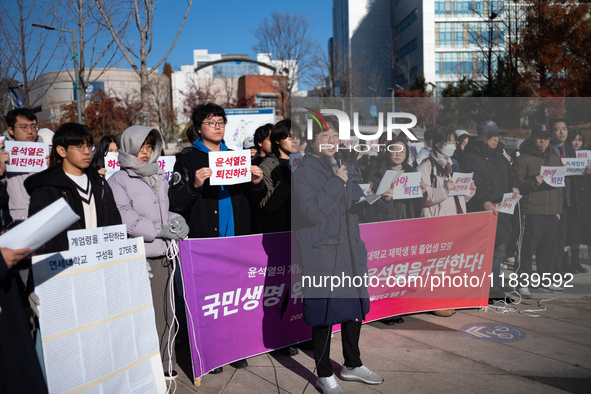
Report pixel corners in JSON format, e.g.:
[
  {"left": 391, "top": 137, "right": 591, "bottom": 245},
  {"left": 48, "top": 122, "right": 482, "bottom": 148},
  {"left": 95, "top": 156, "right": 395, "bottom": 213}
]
[
  {"left": 32, "top": 23, "right": 82, "bottom": 124},
  {"left": 487, "top": 10, "right": 499, "bottom": 96}
]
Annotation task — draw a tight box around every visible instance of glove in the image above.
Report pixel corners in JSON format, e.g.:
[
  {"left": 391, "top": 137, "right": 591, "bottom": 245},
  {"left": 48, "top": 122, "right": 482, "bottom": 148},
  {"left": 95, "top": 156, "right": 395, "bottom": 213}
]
[
  {"left": 170, "top": 217, "right": 190, "bottom": 239},
  {"left": 29, "top": 291, "right": 40, "bottom": 317},
  {"left": 158, "top": 225, "right": 179, "bottom": 240}
]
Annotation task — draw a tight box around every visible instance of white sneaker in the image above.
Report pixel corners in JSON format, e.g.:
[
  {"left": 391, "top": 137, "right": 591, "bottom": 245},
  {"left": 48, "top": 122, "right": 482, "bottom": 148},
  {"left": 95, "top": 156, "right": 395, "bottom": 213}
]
[
  {"left": 505, "top": 257, "right": 515, "bottom": 264},
  {"left": 500, "top": 263, "right": 508, "bottom": 270},
  {"left": 340, "top": 364, "right": 384, "bottom": 385},
  {"left": 517, "top": 287, "right": 532, "bottom": 299},
  {"left": 316, "top": 375, "right": 344, "bottom": 394},
  {"left": 539, "top": 284, "right": 565, "bottom": 293}
]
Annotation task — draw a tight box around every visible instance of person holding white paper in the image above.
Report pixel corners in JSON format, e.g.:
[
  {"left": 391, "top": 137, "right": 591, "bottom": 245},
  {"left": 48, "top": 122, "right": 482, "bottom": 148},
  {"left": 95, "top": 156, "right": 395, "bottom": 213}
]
[
  {"left": 462, "top": 120, "right": 521, "bottom": 302},
  {"left": 90, "top": 135, "right": 120, "bottom": 176},
  {"left": 365, "top": 138, "right": 426, "bottom": 222},
  {"left": 25, "top": 123, "right": 122, "bottom": 254},
  {"left": 513, "top": 123, "right": 563, "bottom": 295},
  {"left": 0, "top": 108, "right": 47, "bottom": 221},
  {"left": 109, "top": 126, "right": 189, "bottom": 380},
  {"left": 418, "top": 127, "right": 476, "bottom": 219},
  {"left": 565, "top": 128, "right": 591, "bottom": 274}
]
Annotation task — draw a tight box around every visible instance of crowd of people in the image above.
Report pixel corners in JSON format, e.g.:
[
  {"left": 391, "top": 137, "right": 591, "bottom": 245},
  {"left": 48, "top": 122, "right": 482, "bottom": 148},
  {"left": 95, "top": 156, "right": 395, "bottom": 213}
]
[{"left": 1, "top": 103, "right": 590, "bottom": 394}]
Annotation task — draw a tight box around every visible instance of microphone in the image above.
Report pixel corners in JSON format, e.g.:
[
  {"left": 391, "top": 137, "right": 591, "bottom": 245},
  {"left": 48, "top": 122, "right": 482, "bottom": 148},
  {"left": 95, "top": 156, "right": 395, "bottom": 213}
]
[{"left": 334, "top": 151, "right": 343, "bottom": 168}]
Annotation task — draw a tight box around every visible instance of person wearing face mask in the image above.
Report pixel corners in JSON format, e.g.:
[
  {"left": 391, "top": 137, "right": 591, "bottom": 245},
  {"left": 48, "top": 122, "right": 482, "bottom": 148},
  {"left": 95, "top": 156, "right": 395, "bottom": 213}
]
[
  {"left": 462, "top": 120, "right": 520, "bottom": 302},
  {"left": 417, "top": 127, "right": 476, "bottom": 218}
]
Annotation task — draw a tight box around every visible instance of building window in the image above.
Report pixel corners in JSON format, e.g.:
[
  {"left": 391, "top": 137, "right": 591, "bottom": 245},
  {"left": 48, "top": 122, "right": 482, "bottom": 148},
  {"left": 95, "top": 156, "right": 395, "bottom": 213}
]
[
  {"left": 395, "top": 8, "right": 418, "bottom": 36},
  {"left": 435, "top": 1, "right": 445, "bottom": 15},
  {"left": 398, "top": 37, "right": 418, "bottom": 59},
  {"left": 437, "top": 23, "right": 452, "bottom": 48}
]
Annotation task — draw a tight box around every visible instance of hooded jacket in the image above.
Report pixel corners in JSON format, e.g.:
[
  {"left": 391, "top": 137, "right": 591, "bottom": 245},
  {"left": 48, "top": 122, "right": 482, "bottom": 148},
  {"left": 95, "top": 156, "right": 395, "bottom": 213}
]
[
  {"left": 462, "top": 141, "right": 520, "bottom": 212},
  {"left": 168, "top": 142, "right": 267, "bottom": 238},
  {"left": 513, "top": 139, "right": 562, "bottom": 216},
  {"left": 417, "top": 151, "right": 473, "bottom": 217},
  {"left": 25, "top": 164, "right": 122, "bottom": 254},
  {"left": 1, "top": 130, "right": 45, "bottom": 220},
  {"left": 292, "top": 153, "right": 390, "bottom": 327},
  {"left": 108, "top": 127, "right": 180, "bottom": 258}
]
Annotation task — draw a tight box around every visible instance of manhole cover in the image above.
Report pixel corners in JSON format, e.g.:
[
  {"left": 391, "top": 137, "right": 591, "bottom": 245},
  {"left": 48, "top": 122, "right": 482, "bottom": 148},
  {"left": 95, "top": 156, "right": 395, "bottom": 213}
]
[{"left": 461, "top": 323, "right": 526, "bottom": 342}]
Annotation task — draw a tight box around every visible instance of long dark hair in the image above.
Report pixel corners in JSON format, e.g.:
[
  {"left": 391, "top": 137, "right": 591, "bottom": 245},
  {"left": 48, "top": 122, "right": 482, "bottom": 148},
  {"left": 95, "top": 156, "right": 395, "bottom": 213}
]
[
  {"left": 566, "top": 128, "right": 584, "bottom": 149},
  {"left": 386, "top": 137, "right": 413, "bottom": 172},
  {"left": 271, "top": 119, "right": 300, "bottom": 157},
  {"left": 91, "top": 135, "right": 120, "bottom": 171}
]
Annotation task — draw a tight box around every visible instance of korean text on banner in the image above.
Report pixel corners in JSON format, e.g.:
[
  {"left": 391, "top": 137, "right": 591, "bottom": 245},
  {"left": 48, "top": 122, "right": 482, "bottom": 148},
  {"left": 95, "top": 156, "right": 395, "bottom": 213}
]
[
  {"left": 289, "top": 153, "right": 304, "bottom": 173},
  {"left": 0, "top": 198, "right": 79, "bottom": 252},
  {"left": 541, "top": 166, "right": 566, "bottom": 187},
  {"left": 32, "top": 237, "right": 166, "bottom": 394},
  {"left": 392, "top": 172, "right": 422, "bottom": 200},
  {"left": 67, "top": 224, "right": 128, "bottom": 250},
  {"left": 178, "top": 212, "right": 495, "bottom": 378},
  {"left": 157, "top": 156, "right": 176, "bottom": 182},
  {"left": 561, "top": 158, "right": 586, "bottom": 176},
  {"left": 576, "top": 150, "right": 591, "bottom": 166},
  {"left": 208, "top": 150, "right": 251, "bottom": 185},
  {"left": 448, "top": 172, "right": 473, "bottom": 196},
  {"left": 5, "top": 141, "right": 49, "bottom": 173},
  {"left": 498, "top": 193, "right": 522, "bottom": 215},
  {"left": 104, "top": 152, "right": 120, "bottom": 179}
]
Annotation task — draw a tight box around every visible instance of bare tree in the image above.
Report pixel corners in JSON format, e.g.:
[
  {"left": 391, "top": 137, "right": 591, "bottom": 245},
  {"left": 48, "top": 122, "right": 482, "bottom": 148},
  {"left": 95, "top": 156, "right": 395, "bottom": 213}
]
[
  {"left": 48, "top": 0, "right": 129, "bottom": 123},
  {"left": 252, "top": 11, "right": 320, "bottom": 117},
  {"left": 95, "top": 0, "right": 193, "bottom": 123},
  {"left": 0, "top": 0, "right": 64, "bottom": 125}
]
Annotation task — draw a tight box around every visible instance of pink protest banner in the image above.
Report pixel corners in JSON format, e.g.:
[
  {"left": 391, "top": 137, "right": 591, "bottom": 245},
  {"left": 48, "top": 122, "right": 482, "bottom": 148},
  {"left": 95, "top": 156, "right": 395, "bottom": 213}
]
[{"left": 178, "top": 212, "right": 495, "bottom": 380}]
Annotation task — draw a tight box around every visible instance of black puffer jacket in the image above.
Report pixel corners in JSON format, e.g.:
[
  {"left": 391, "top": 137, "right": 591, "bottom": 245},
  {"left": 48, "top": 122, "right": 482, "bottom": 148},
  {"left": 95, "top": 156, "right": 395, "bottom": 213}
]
[
  {"left": 168, "top": 148, "right": 266, "bottom": 238},
  {"left": 25, "top": 164, "right": 122, "bottom": 254},
  {"left": 462, "top": 141, "right": 520, "bottom": 212}
]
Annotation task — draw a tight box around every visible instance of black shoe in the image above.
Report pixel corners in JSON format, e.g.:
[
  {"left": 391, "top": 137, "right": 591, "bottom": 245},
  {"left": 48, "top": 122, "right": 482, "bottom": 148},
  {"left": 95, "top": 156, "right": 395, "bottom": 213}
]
[
  {"left": 282, "top": 346, "right": 299, "bottom": 356},
  {"left": 298, "top": 340, "right": 314, "bottom": 351},
  {"left": 571, "top": 252, "right": 588, "bottom": 273},
  {"left": 381, "top": 318, "right": 397, "bottom": 326},
  {"left": 209, "top": 367, "right": 223, "bottom": 374},
  {"left": 164, "top": 370, "right": 178, "bottom": 380},
  {"left": 230, "top": 359, "right": 248, "bottom": 369}
]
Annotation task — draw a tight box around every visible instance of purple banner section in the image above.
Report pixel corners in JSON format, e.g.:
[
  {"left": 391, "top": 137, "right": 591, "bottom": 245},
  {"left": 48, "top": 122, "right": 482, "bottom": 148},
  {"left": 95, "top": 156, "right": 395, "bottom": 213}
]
[{"left": 178, "top": 233, "right": 310, "bottom": 378}]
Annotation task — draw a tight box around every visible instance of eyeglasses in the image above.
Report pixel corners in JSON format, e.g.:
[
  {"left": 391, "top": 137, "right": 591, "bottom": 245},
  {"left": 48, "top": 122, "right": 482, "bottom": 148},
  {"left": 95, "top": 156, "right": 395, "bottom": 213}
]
[
  {"left": 15, "top": 124, "right": 38, "bottom": 131},
  {"left": 202, "top": 121, "right": 225, "bottom": 128},
  {"left": 139, "top": 144, "right": 154, "bottom": 153},
  {"left": 316, "top": 134, "right": 339, "bottom": 142},
  {"left": 70, "top": 144, "right": 93, "bottom": 152}
]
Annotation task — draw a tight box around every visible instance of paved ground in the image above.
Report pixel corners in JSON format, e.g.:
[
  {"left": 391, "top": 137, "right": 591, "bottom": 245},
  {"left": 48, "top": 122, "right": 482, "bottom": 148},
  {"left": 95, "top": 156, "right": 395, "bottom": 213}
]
[{"left": 167, "top": 249, "right": 591, "bottom": 394}]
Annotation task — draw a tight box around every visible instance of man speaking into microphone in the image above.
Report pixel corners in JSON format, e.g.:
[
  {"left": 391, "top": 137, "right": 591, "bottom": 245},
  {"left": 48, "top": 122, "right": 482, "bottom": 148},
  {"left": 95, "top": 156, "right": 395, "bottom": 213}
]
[{"left": 292, "top": 116, "right": 395, "bottom": 394}]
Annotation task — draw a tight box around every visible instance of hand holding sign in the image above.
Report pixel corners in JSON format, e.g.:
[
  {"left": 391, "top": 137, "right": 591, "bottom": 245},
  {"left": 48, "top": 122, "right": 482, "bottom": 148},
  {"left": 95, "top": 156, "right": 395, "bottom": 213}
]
[
  {"left": 0, "top": 150, "right": 8, "bottom": 176},
  {"left": 540, "top": 166, "right": 566, "bottom": 187},
  {"left": 498, "top": 193, "right": 522, "bottom": 215},
  {"left": 194, "top": 167, "right": 213, "bottom": 189},
  {"left": 448, "top": 172, "right": 474, "bottom": 196},
  {"left": 251, "top": 165, "right": 263, "bottom": 185},
  {"left": 208, "top": 151, "right": 252, "bottom": 186}
]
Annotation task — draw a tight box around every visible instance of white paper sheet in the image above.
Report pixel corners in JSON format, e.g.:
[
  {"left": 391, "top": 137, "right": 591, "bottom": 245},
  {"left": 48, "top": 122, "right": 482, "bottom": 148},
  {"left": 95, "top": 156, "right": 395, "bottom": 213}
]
[
  {"left": 448, "top": 172, "right": 473, "bottom": 197},
  {"left": 541, "top": 166, "right": 566, "bottom": 187},
  {"left": 104, "top": 152, "right": 120, "bottom": 179},
  {"left": 32, "top": 238, "right": 166, "bottom": 394},
  {"left": 497, "top": 193, "right": 522, "bottom": 215},
  {"left": 0, "top": 198, "right": 79, "bottom": 253},
  {"left": 5, "top": 140, "right": 49, "bottom": 173},
  {"left": 208, "top": 150, "right": 252, "bottom": 185},
  {"left": 157, "top": 156, "right": 176, "bottom": 182},
  {"left": 562, "top": 158, "right": 586, "bottom": 176},
  {"left": 392, "top": 172, "right": 423, "bottom": 200}
]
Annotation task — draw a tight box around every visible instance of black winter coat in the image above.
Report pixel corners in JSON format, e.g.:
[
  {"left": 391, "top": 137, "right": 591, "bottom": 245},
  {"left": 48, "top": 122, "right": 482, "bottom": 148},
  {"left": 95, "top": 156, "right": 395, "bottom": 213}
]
[
  {"left": 292, "top": 153, "right": 390, "bottom": 327},
  {"left": 462, "top": 142, "right": 520, "bottom": 212},
  {"left": 462, "top": 142, "right": 520, "bottom": 246},
  {"left": 168, "top": 148, "right": 267, "bottom": 238},
  {"left": 25, "top": 164, "right": 122, "bottom": 254},
  {"left": 258, "top": 153, "right": 291, "bottom": 233},
  {"left": 364, "top": 156, "right": 425, "bottom": 221}
]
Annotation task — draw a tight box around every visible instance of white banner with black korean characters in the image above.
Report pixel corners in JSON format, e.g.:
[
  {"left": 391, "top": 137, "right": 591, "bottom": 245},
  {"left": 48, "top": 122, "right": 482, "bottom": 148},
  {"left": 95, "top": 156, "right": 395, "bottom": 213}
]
[
  {"left": 208, "top": 150, "right": 251, "bottom": 185},
  {"left": 104, "top": 152, "right": 120, "bottom": 179},
  {"left": 497, "top": 193, "right": 522, "bottom": 215},
  {"left": 157, "top": 156, "right": 176, "bottom": 182},
  {"left": 392, "top": 172, "right": 423, "bottom": 200},
  {"left": 5, "top": 141, "right": 49, "bottom": 173},
  {"left": 67, "top": 224, "right": 128, "bottom": 250},
  {"left": 541, "top": 166, "right": 566, "bottom": 187},
  {"left": 562, "top": 158, "right": 586, "bottom": 176},
  {"left": 448, "top": 172, "right": 473, "bottom": 197},
  {"left": 32, "top": 237, "right": 167, "bottom": 394},
  {"left": 576, "top": 150, "right": 591, "bottom": 166}
]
